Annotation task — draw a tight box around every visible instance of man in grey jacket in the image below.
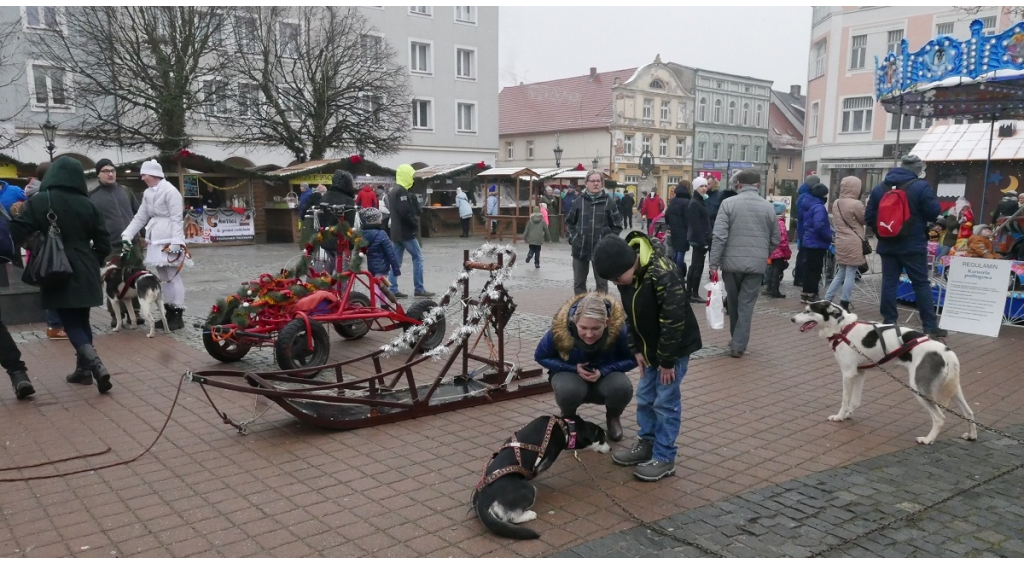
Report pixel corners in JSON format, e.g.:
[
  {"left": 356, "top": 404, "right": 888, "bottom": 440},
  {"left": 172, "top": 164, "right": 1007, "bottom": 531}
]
[
  {"left": 90, "top": 158, "right": 143, "bottom": 327},
  {"left": 565, "top": 171, "right": 622, "bottom": 295},
  {"left": 708, "top": 170, "right": 779, "bottom": 358}
]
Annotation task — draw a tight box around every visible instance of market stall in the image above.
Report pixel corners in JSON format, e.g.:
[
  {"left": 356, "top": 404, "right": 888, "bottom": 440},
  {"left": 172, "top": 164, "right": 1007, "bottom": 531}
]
[
  {"left": 413, "top": 162, "right": 489, "bottom": 237},
  {"left": 474, "top": 167, "right": 539, "bottom": 242}
]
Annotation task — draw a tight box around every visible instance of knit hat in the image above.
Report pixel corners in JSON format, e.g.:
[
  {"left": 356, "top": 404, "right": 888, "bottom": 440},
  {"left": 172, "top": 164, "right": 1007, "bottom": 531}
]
[
  {"left": 692, "top": 177, "right": 708, "bottom": 190},
  {"left": 359, "top": 207, "right": 383, "bottom": 225},
  {"left": 95, "top": 158, "right": 114, "bottom": 174},
  {"left": 773, "top": 201, "right": 787, "bottom": 215},
  {"left": 810, "top": 183, "right": 829, "bottom": 200},
  {"left": 140, "top": 159, "right": 164, "bottom": 178},
  {"left": 331, "top": 169, "right": 355, "bottom": 196},
  {"left": 900, "top": 154, "right": 924, "bottom": 175},
  {"left": 488, "top": 184, "right": 497, "bottom": 193},
  {"left": 592, "top": 236, "right": 637, "bottom": 281},
  {"left": 805, "top": 174, "right": 820, "bottom": 186}
]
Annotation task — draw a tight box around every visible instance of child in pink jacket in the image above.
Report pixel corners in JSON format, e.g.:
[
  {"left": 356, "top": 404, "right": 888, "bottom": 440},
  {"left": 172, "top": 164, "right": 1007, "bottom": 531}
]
[{"left": 766, "top": 201, "right": 791, "bottom": 298}]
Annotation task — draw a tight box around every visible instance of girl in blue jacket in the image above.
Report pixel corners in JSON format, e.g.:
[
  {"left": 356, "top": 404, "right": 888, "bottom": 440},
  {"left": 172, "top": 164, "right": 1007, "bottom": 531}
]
[{"left": 800, "top": 183, "right": 834, "bottom": 302}]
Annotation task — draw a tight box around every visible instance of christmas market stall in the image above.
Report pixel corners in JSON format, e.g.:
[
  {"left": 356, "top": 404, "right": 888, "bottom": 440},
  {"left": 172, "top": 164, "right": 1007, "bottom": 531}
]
[
  {"left": 473, "top": 167, "right": 539, "bottom": 242},
  {"left": 414, "top": 162, "right": 490, "bottom": 237}
]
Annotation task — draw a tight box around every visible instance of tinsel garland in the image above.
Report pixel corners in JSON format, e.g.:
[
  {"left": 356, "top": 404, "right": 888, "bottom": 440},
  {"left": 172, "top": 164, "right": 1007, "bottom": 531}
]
[
  {"left": 204, "top": 222, "right": 366, "bottom": 328},
  {"left": 199, "top": 176, "right": 250, "bottom": 191}
]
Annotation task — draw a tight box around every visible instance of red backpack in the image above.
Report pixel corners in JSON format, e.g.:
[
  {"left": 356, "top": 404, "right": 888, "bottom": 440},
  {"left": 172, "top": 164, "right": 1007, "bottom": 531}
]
[{"left": 875, "top": 180, "right": 914, "bottom": 238}]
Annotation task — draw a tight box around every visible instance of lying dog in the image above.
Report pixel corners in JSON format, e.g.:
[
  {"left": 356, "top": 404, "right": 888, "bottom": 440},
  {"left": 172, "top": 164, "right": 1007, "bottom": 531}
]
[
  {"left": 101, "top": 262, "right": 168, "bottom": 338},
  {"left": 792, "top": 301, "right": 977, "bottom": 445},
  {"left": 472, "top": 415, "right": 609, "bottom": 540}
]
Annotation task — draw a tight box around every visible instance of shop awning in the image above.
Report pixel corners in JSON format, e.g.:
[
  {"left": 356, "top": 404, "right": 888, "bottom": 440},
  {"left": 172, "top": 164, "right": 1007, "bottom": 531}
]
[
  {"left": 910, "top": 121, "right": 1024, "bottom": 162},
  {"left": 413, "top": 163, "right": 483, "bottom": 181},
  {"left": 475, "top": 167, "right": 539, "bottom": 179},
  {"left": 550, "top": 170, "right": 611, "bottom": 181}
]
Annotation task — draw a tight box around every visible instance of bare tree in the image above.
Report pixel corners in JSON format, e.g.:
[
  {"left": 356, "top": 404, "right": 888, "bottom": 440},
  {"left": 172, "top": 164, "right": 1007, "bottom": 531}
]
[
  {"left": 0, "top": 18, "right": 28, "bottom": 151},
  {"left": 226, "top": 6, "right": 410, "bottom": 161},
  {"left": 28, "top": 7, "right": 234, "bottom": 153},
  {"left": 954, "top": 6, "right": 1024, "bottom": 20}
]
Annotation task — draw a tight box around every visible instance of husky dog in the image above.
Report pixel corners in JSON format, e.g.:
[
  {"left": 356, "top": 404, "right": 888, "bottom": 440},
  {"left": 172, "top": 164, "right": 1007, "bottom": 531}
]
[{"left": 101, "top": 263, "right": 168, "bottom": 338}]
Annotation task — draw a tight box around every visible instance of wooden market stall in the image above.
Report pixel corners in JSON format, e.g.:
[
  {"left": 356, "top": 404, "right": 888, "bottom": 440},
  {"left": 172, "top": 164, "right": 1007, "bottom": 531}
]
[
  {"left": 474, "top": 167, "right": 540, "bottom": 242},
  {"left": 413, "top": 162, "right": 489, "bottom": 237}
]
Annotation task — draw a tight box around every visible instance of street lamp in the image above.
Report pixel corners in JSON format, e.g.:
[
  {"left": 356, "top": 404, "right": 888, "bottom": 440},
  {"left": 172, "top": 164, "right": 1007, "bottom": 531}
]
[
  {"left": 40, "top": 119, "right": 57, "bottom": 161},
  {"left": 771, "top": 154, "right": 780, "bottom": 195},
  {"left": 553, "top": 137, "right": 563, "bottom": 168},
  {"left": 592, "top": 156, "right": 599, "bottom": 170}
]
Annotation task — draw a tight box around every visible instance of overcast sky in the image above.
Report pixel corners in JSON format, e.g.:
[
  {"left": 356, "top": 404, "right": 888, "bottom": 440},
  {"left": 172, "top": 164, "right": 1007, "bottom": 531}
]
[{"left": 498, "top": 6, "right": 812, "bottom": 93}]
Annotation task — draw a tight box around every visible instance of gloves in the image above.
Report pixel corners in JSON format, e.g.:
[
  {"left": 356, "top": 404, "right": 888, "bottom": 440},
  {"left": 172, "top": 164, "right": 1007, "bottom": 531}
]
[{"left": 121, "top": 239, "right": 133, "bottom": 251}]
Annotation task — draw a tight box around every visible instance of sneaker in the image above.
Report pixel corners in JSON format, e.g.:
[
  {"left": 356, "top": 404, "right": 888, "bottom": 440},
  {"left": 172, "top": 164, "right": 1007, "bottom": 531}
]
[
  {"left": 612, "top": 438, "right": 653, "bottom": 466},
  {"left": 634, "top": 459, "right": 676, "bottom": 482},
  {"left": 393, "top": 291, "right": 408, "bottom": 299},
  {"left": 926, "top": 327, "right": 949, "bottom": 339},
  {"left": 46, "top": 327, "right": 68, "bottom": 340},
  {"left": 414, "top": 290, "right": 436, "bottom": 298}
]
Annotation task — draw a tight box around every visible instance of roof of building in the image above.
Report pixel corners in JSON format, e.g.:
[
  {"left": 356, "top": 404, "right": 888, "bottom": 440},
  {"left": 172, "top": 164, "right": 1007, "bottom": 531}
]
[
  {"left": 773, "top": 88, "right": 806, "bottom": 122},
  {"left": 499, "top": 68, "right": 637, "bottom": 136},
  {"left": 769, "top": 89, "right": 806, "bottom": 151}
]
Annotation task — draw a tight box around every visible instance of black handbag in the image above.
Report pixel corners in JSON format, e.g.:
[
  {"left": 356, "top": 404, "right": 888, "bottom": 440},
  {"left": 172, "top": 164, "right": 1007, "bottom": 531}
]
[{"left": 21, "top": 192, "right": 73, "bottom": 289}]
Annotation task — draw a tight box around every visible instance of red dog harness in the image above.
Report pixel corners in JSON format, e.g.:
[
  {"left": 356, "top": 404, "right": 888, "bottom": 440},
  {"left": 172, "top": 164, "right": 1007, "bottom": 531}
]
[
  {"left": 102, "top": 260, "right": 154, "bottom": 301},
  {"left": 474, "top": 418, "right": 575, "bottom": 493},
  {"left": 826, "top": 321, "right": 930, "bottom": 369}
]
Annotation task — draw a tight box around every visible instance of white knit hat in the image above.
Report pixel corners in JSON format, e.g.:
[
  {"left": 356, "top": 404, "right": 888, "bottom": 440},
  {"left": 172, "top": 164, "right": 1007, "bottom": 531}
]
[
  {"left": 140, "top": 159, "right": 164, "bottom": 178},
  {"left": 692, "top": 177, "right": 708, "bottom": 189}
]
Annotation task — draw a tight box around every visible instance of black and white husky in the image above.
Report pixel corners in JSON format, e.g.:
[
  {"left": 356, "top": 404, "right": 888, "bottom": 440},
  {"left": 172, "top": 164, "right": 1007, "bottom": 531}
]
[
  {"left": 101, "top": 263, "right": 168, "bottom": 338},
  {"left": 792, "top": 301, "right": 976, "bottom": 445},
  {"left": 472, "top": 415, "right": 609, "bottom": 540}
]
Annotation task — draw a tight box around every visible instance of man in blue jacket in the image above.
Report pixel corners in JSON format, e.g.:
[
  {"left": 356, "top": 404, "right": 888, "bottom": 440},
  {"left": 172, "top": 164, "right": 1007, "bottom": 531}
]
[
  {"left": 791, "top": 174, "right": 819, "bottom": 286},
  {"left": 865, "top": 155, "right": 946, "bottom": 338}
]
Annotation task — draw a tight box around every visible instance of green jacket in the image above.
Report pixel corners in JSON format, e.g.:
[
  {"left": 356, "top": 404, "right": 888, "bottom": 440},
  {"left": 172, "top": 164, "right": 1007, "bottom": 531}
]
[
  {"left": 522, "top": 213, "right": 549, "bottom": 246},
  {"left": 10, "top": 157, "right": 111, "bottom": 309}
]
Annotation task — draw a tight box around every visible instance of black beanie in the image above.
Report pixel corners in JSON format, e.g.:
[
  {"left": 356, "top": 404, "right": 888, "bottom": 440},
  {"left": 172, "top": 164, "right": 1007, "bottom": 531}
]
[
  {"left": 95, "top": 158, "right": 114, "bottom": 174},
  {"left": 592, "top": 236, "right": 637, "bottom": 281},
  {"left": 810, "top": 183, "right": 829, "bottom": 200}
]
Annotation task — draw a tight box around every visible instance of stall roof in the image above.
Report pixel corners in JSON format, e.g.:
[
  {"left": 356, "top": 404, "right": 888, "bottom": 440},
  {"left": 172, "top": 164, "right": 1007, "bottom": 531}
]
[
  {"left": 551, "top": 170, "right": 611, "bottom": 180},
  {"left": 413, "top": 163, "right": 482, "bottom": 180},
  {"left": 475, "top": 167, "right": 539, "bottom": 179},
  {"left": 910, "top": 121, "right": 1024, "bottom": 162}
]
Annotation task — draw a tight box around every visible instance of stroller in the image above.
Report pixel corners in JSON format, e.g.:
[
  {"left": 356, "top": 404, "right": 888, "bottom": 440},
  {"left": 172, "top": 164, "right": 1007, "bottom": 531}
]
[{"left": 647, "top": 211, "right": 669, "bottom": 245}]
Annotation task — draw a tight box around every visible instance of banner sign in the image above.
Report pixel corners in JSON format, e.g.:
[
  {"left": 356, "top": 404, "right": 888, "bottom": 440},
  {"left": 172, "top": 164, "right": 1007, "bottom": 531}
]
[
  {"left": 939, "top": 257, "right": 1012, "bottom": 337},
  {"left": 184, "top": 208, "right": 255, "bottom": 244}
]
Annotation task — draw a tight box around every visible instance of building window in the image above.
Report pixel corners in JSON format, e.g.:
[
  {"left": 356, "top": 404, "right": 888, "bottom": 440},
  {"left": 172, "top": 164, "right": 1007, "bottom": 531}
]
[
  {"left": 641, "top": 135, "right": 651, "bottom": 153},
  {"left": 696, "top": 141, "right": 706, "bottom": 159},
  {"left": 787, "top": 156, "right": 794, "bottom": 171},
  {"left": 713, "top": 99, "right": 722, "bottom": 123},
  {"left": 30, "top": 64, "right": 69, "bottom": 108},
  {"left": 728, "top": 100, "right": 737, "bottom": 124},
  {"left": 201, "top": 79, "right": 230, "bottom": 117},
  {"left": 841, "top": 96, "right": 873, "bottom": 133},
  {"left": 237, "top": 83, "right": 260, "bottom": 116},
  {"left": 981, "top": 16, "right": 997, "bottom": 34},
  {"left": 740, "top": 144, "right": 748, "bottom": 161},
  {"left": 887, "top": 29, "right": 903, "bottom": 54},
  {"left": 624, "top": 175, "right": 640, "bottom": 184},
  {"left": 850, "top": 34, "right": 867, "bottom": 70},
  {"left": 812, "top": 6, "right": 830, "bottom": 25},
  {"left": 677, "top": 104, "right": 687, "bottom": 125},
  {"left": 526, "top": 140, "right": 534, "bottom": 159},
  {"left": 361, "top": 34, "right": 383, "bottom": 62},
  {"left": 456, "top": 47, "right": 475, "bottom": 79},
  {"left": 812, "top": 39, "right": 826, "bottom": 78},
  {"left": 660, "top": 101, "right": 670, "bottom": 121},
  {"left": 277, "top": 21, "right": 301, "bottom": 58},
  {"left": 753, "top": 144, "right": 762, "bottom": 162},
  {"left": 623, "top": 134, "right": 633, "bottom": 155},
  {"left": 411, "top": 98, "right": 431, "bottom": 129},
  {"left": 936, "top": 22, "right": 954, "bottom": 35},
  {"left": 505, "top": 141, "right": 513, "bottom": 160},
  {"left": 409, "top": 6, "right": 432, "bottom": 16},
  {"left": 890, "top": 113, "right": 933, "bottom": 131},
  {"left": 675, "top": 138, "right": 684, "bottom": 158},
  {"left": 279, "top": 86, "right": 301, "bottom": 122},
  {"left": 712, "top": 142, "right": 721, "bottom": 160},
  {"left": 642, "top": 98, "right": 653, "bottom": 120},
  {"left": 809, "top": 102, "right": 819, "bottom": 137},
  {"left": 698, "top": 97, "right": 707, "bottom": 122},
  {"left": 454, "top": 6, "right": 476, "bottom": 24},
  {"left": 457, "top": 102, "right": 476, "bottom": 132},
  {"left": 649, "top": 78, "right": 664, "bottom": 89},
  {"left": 742, "top": 102, "right": 750, "bottom": 126},
  {"left": 410, "top": 41, "right": 431, "bottom": 74},
  {"left": 24, "top": 6, "right": 59, "bottom": 30},
  {"left": 659, "top": 136, "right": 668, "bottom": 157},
  {"left": 667, "top": 176, "right": 681, "bottom": 186},
  {"left": 235, "top": 15, "right": 258, "bottom": 54},
  {"left": 755, "top": 103, "right": 764, "bottom": 128}
]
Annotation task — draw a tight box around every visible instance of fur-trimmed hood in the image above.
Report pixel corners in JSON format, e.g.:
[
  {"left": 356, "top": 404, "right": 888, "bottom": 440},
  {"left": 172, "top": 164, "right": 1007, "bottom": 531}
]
[{"left": 550, "top": 294, "right": 626, "bottom": 360}]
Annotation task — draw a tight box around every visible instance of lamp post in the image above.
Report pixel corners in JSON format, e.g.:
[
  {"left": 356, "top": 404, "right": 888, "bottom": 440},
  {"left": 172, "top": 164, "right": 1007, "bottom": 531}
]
[
  {"left": 40, "top": 119, "right": 57, "bottom": 161},
  {"left": 771, "top": 154, "right": 780, "bottom": 195},
  {"left": 592, "top": 156, "right": 599, "bottom": 170},
  {"left": 553, "top": 136, "right": 563, "bottom": 168}
]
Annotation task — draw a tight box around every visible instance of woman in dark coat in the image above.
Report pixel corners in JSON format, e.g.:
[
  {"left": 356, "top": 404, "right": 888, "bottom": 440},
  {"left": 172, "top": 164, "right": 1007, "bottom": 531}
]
[
  {"left": 685, "top": 178, "right": 712, "bottom": 303},
  {"left": 10, "top": 157, "right": 114, "bottom": 393}
]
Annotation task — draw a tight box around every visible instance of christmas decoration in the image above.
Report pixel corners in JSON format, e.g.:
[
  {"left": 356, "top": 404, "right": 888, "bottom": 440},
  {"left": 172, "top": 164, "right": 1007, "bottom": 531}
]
[
  {"left": 349, "top": 154, "right": 363, "bottom": 165},
  {"left": 575, "top": 163, "right": 585, "bottom": 171}
]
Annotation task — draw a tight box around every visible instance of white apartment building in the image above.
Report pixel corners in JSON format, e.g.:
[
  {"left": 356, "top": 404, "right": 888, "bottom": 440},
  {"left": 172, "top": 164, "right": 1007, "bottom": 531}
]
[{"left": 803, "top": 5, "right": 1011, "bottom": 192}]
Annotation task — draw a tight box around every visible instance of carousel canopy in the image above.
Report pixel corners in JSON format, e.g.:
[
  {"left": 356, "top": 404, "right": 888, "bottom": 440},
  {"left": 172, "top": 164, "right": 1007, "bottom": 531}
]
[
  {"left": 910, "top": 121, "right": 1024, "bottom": 162},
  {"left": 876, "top": 18, "right": 1024, "bottom": 120}
]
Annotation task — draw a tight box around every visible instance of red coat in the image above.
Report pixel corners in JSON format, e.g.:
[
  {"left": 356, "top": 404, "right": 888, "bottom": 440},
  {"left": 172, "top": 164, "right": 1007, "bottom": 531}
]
[
  {"left": 354, "top": 186, "right": 379, "bottom": 208},
  {"left": 640, "top": 194, "right": 665, "bottom": 219}
]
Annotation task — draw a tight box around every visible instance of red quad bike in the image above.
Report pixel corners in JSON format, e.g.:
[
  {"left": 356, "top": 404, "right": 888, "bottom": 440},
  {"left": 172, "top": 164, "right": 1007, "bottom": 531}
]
[{"left": 202, "top": 205, "right": 444, "bottom": 374}]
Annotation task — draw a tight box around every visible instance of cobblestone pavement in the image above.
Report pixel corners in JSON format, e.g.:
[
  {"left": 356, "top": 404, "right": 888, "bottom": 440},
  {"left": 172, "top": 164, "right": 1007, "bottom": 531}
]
[{"left": 2, "top": 235, "right": 1024, "bottom": 557}]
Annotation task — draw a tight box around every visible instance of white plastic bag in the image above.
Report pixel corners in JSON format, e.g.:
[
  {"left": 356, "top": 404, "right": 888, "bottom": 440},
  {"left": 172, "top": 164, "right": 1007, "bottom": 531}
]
[{"left": 704, "top": 279, "right": 726, "bottom": 330}]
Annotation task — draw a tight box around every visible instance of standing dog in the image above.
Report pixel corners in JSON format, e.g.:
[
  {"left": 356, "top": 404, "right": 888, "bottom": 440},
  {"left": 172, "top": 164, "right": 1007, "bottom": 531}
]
[
  {"left": 792, "top": 301, "right": 976, "bottom": 445},
  {"left": 101, "top": 263, "right": 168, "bottom": 338},
  {"left": 472, "top": 415, "right": 609, "bottom": 539}
]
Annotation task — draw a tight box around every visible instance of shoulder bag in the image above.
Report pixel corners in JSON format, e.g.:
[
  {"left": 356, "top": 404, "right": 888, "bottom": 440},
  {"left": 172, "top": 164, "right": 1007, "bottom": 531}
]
[
  {"left": 837, "top": 199, "right": 872, "bottom": 257},
  {"left": 21, "top": 192, "right": 74, "bottom": 289}
]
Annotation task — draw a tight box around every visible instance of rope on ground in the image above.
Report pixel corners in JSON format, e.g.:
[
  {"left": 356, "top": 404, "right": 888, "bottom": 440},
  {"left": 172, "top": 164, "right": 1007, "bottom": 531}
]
[{"left": 0, "top": 374, "right": 187, "bottom": 482}]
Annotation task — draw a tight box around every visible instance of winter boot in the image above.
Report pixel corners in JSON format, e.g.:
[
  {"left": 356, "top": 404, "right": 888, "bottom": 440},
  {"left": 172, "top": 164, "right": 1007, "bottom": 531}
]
[
  {"left": 65, "top": 352, "right": 94, "bottom": 385},
  {"left": 840, "top": 300, "right": 852, "bottom": 313},
  {"left": 154, "top": 304, "right": 170, "bottom": 330},
  {"left": 167, "top": 306, "right": 185, "bottom": 331},
  {"left": 77, "top": 344, "right": 112, "bottom": 394},
  {"left": 9, "top": 371, "right": 35, "bottom": 400}
]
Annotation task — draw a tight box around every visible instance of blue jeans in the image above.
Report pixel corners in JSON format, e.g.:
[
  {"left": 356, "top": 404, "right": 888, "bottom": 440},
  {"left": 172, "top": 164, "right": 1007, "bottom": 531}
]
[
  {"left": 825, "top": 264, "right": 858, "bottom": 303},
  {"left": 880, "top": 253, "right": 937, "bottom": 331},
  {"left": 636, "top": 356, "right": 690, "bottom": 463},
  {"left": 56, "top": 308, "right": 93, "bottom": 349},
  {"left": 45, "top": 309, "right": 63, "bottom": 329},
  {"left": 388, "top": 238, "right": 425, "bottom": 294}
]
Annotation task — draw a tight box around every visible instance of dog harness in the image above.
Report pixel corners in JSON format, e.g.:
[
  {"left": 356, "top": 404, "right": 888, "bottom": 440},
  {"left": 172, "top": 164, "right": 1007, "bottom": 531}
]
[
  {"left": 827, "top": 321, "right": 930, "bottom": 369},
  {"left": 473, "top": 418, "right": 576, "bottom": 493},
  {"left": 102, "top": 259, "right": 154, "bottom": 301}
]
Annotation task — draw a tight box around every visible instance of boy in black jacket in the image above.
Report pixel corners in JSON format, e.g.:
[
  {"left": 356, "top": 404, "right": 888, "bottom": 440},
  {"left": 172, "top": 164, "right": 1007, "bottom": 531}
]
[{"left": 594, "top": 232, "right": 702, "bottom": 482}]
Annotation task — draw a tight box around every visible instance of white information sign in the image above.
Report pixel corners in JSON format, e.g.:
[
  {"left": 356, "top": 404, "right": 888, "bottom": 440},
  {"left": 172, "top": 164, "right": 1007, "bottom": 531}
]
[{"left": 939, "top": 257, "right": 1011, "bottom": 337}]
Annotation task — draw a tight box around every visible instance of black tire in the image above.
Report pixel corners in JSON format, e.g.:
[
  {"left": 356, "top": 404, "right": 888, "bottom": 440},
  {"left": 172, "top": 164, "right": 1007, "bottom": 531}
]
[
  {"left": 333, "top": 291, "right": 371, "bottom": 340},
  {"left": 403, "top": 300, "right": 446, "bottom": 351},
  {"left": 203, "top": 331, "right": 252, "bottom": 362},
  {"left": 275, "top": 318, "right": 330, "bottom": 375}
]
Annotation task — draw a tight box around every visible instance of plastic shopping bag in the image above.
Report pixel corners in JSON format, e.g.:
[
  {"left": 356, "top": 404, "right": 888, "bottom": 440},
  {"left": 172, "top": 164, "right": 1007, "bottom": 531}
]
[{"left": 704, "top": 273, "right": 726, "bottom": 330}]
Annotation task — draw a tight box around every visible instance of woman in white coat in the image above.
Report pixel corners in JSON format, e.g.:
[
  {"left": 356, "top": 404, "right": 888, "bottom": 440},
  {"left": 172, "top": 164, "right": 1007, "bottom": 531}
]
[
  {"left": 455, "top": 187, "right": 473, "bottom": 237},
  {"left": 120, "top": 160, "right": 191, "bottom": 330}
]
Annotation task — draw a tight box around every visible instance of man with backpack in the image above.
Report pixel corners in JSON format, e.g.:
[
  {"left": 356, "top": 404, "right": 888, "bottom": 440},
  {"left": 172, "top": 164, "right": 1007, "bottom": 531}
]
[{"left": 865, "top": 155, "right": 947, "bottom": 339}]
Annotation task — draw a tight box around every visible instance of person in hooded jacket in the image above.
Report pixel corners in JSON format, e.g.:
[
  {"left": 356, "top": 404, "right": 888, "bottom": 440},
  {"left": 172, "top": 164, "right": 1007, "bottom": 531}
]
[
  {"left": 865, "top": 155, "right": 946, "bottom": 338},
  {"left": 685, "top": 177, "right": 712, "bottom": 303},
  {"left": 387, "top": 164, "right": 434, "bottom": 298},
  {"left": 521, "top": 210, "right": 550, "bottom": 267},
  {"left": 322, "top": 170, "right": 357, "bottom": 227},
  {"left": 665, "top": 181, "right": 691, "bottom": 282},
  {"left": 766, "top": 201, "right": 792, "bottom": 299},
  {"left": 486, "top": 185, "right": 499, "bottom": 235},
  {"left": 823, "top": 176, "right": 865, "bottom": 311},
  {"left": 455, "top": 187, "right": 473, "bottom": 237},
  {"left": 991, "top": 191, "right": 1019, "bottom": 224},
  {"left": 799, "top": 183, "right": 834, "bottom": 302},
  {"left": 792, "top": 174, "right": 820, "bottom": 286},
  {"left": 10, "top": 157, "right": 114, "bottom": 394},
  {"left": 358, "top": 207, "right": 401, "bottom": 281},
  {"left": 565, "top": 170, "right": 622, "bottom": 295},
  {"left": 354, "top": 184, "right": 379, "bottom": 209}
]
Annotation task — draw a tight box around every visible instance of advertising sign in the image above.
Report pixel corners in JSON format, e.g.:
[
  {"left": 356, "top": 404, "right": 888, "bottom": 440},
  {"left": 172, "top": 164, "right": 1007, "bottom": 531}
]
[
  {"left": 697, "top": 170, "right": 723, "bottom": 181},
  {"left": 767, "top": 195, "right": 793, "bottom": 226},
  {"left": 184, "top": 208, "right": 255, "bottom": 244},
  {"left": 939, "top": 257, "right": 1012, "bottom": 337}
]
